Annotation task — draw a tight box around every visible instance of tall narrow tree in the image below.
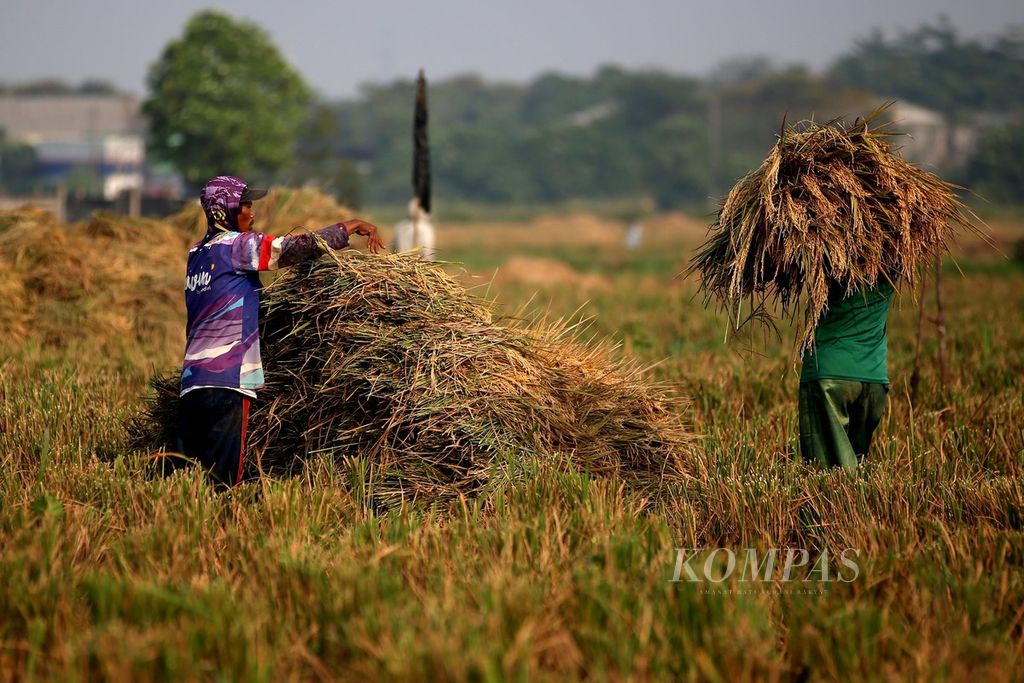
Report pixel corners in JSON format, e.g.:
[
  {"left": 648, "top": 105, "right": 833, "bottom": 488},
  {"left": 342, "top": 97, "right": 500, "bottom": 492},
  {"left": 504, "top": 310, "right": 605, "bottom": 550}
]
[{"left": 412, "top": 70, "right": 431, "bottom": 214}]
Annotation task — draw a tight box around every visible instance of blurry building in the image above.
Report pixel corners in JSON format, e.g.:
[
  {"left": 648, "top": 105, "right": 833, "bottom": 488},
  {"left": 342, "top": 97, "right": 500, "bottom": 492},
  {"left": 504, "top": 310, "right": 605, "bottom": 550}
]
[
  {"left": 34, "top": 135, "right": 144, "bottom": 199},
  {"left": 0, "top": 95, "right": 149, "bottom": 199},
  {"left": 886, "top": 101, "right": 978, "bottom": 169}
]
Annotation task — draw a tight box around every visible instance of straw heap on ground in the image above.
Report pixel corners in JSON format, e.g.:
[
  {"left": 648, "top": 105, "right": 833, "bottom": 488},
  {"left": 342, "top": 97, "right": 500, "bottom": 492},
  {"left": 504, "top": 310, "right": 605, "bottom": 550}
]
[
  {"left": 0, "top": 207, "right": 190, "bottom": 350},
  {"left": 688, "top": 108, "right": 981, "bottom": 354},
  {"left": 129, "top": 249, "right": 693, "bottom": 506}
]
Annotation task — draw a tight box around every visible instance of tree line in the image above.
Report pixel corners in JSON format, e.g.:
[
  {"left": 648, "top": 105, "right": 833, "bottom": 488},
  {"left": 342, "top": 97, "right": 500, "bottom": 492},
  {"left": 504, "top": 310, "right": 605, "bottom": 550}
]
[
  {"left": 3, "top": 12, "right": 1022, "bottom": 207},
  {"left": 303, "top": 17, "right": 1021, "bottom": 208}
]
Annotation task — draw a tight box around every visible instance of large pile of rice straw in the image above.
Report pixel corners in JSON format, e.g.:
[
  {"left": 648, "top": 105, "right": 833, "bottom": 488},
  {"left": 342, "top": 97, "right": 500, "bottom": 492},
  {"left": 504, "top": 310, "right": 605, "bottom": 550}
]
[
  {"left": 0, "top": 207, "right": 189, "bottom": 350},
  {"left": 688, "top": 108, "right": 982, "bottom": 354},
  {"left": 129, "top": 249, "right": 694, "bottom": 506}
]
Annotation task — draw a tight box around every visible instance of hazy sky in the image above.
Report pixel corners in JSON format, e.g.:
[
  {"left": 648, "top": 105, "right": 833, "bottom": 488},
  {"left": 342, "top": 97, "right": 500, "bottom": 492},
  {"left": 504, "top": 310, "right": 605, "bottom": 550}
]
[{"left": 2, "top": 0, "right": 1021, "bottom": 99}]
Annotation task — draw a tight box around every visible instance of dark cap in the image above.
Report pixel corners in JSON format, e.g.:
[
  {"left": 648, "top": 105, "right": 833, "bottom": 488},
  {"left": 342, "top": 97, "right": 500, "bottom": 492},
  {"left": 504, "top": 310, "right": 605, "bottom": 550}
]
[{"left": 240, "top": 186, "right": 268, "bottom": 203}]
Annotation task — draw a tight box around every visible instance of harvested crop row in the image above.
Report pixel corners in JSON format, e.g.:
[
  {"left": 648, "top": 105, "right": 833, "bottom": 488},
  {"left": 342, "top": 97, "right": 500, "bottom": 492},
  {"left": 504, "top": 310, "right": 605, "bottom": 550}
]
[{"left": 129, "top": 250, "right": 694, "bottom": 506}]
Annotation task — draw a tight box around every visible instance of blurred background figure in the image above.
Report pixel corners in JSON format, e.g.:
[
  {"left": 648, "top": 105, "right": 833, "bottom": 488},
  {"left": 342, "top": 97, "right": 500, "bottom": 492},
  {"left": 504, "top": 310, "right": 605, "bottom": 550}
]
[
  {"left": 392, "top": 70, "right": 435, "bottom": 260},
  {"left": 392, "top": 195, "right": 435, "bottom": 259},
  {"left": 625, "top": 219, "right": 644, "bottom": 250}
]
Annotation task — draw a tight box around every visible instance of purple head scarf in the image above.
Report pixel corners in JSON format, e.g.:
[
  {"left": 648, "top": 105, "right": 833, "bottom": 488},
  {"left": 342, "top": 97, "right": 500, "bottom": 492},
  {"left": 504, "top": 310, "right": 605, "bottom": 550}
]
[{"left": 200, "top": 175, "right": 249, "bottom": 232}]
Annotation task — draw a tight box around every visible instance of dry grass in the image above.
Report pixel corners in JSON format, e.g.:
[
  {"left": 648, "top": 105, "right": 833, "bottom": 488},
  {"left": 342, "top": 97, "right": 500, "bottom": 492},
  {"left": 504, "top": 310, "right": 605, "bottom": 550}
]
[
  {"left": 0, "top": 208, "right": 188, "bottom": 353},
  {"left": 491, "top": 257, "right": 612, "bottom": 291},
  {"left": 0, "top": 201, "right": 1020, "bottom": 680}
]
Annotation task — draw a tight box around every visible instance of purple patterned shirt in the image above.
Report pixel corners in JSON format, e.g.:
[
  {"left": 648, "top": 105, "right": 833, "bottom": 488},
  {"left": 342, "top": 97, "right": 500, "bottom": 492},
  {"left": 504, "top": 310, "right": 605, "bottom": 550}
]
[
  {"left": 181, "top": 226, "right": 349, "bottom": 395},
  {"left": 182, "top": 175, "right": 349, "bottom": 396}
]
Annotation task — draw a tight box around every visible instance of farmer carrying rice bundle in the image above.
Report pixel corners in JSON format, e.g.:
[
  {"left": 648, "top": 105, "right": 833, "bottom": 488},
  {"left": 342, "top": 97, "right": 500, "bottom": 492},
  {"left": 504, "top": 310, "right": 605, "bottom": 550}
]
[{"left": 689, "top": 107, "right": 980, "bottom": 469}]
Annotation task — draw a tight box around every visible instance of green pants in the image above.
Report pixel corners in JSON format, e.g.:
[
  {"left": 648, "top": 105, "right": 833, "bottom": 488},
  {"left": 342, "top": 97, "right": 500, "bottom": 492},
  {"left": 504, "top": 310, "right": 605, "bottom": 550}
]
[{"left": 798, "top": 380, "right": 888, "bottom": 469}]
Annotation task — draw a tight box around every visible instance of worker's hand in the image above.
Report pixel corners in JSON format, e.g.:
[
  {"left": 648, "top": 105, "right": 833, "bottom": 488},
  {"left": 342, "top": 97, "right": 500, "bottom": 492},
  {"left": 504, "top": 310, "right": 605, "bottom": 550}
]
[{"left": 341, "top": 219, "right": 386, "bottom": 254}]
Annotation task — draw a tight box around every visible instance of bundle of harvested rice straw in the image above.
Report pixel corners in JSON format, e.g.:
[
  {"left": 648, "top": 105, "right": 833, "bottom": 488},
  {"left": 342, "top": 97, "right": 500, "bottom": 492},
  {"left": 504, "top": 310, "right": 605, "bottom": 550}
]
[
  {"left": 688, "top": 107, "right": 982, "bottom": 354},
  {"left": 129, "top": 250, "right": 693, "bottom": 506}
]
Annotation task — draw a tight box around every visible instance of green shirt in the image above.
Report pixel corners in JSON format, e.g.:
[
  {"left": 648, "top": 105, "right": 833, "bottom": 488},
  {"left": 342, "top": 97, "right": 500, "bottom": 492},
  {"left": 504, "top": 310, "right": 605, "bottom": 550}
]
[{"left": 800, "top": 282, "right": 895, "bottom": 384}]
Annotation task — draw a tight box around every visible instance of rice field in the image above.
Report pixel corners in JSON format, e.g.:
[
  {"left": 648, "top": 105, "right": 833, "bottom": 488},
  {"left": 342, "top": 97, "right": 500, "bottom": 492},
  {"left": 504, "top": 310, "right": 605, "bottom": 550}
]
[{"left": 0, "top": 206, "right": 1021, "bottom": 681}]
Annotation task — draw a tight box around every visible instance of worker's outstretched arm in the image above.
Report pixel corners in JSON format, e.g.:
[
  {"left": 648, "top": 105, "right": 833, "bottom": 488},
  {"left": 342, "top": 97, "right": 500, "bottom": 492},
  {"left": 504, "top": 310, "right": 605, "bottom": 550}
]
[{"left": 229, "top": 220, "right": 383, "bottom": 272}]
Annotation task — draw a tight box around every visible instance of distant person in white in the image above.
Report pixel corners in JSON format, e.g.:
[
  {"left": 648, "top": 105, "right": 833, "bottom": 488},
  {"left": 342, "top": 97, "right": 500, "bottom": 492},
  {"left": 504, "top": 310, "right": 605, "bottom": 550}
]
[
  {"left": 626, "top": 221, "right": 644, "bottom": 250},
  {"left": 392, "top": 196, "right": 435, "bottom": 260}
]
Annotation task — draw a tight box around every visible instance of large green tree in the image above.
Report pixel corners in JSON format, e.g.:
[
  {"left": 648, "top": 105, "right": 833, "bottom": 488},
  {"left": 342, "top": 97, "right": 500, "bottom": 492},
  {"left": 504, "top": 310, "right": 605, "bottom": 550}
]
[
  {"left": 291, "top": 104, "right": 365, "bottom": 208},
  {"left": 963, "top": 123, "right": 1024, "bottom": 203},
  {"left": 831, "top": 19, "right": 1024, "bottom": 115},
  {"left": 143, "top": 10, "right": 310, "bottom": 187}
]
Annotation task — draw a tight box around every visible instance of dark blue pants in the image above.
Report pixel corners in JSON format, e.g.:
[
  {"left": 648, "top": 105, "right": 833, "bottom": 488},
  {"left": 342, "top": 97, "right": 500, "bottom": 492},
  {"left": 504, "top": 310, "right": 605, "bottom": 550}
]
[{"left": 174, "top": 389, "right": 251, "bottom": 488}]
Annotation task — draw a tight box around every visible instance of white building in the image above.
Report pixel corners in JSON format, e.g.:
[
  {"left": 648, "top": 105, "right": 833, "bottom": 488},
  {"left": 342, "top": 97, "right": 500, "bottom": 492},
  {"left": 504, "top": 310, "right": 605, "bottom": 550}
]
[
  {"left": 885, "top": 101, "right": 977, "bottom": 169},
  {"left": 0, "top": 95, "right": 147, "bottom": 199}
]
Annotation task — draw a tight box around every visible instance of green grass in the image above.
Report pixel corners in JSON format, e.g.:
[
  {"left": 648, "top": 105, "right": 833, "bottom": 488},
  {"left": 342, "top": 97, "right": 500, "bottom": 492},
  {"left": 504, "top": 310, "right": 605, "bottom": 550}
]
[{"left": 0, "top": 216, "right": 1021, "bottom": 680}]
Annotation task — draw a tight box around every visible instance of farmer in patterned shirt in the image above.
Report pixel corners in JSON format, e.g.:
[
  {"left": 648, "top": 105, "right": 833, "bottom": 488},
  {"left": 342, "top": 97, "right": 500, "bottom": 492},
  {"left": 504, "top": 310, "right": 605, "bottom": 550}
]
[{"left": 176, "top": 175, "right": 384, "bottom": 487}]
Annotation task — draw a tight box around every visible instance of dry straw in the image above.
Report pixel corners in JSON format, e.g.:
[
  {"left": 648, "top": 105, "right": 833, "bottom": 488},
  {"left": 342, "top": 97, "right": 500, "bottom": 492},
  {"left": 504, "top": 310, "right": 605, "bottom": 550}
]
[
  {"left": 129, "top": 249, "right": 693, "bottom": 506},
  {"left": 688, "top": 106, "right": 982, "bottom": 355},
  {"left": 0, "top": 207, "right": 190, "bottom": 349}
]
